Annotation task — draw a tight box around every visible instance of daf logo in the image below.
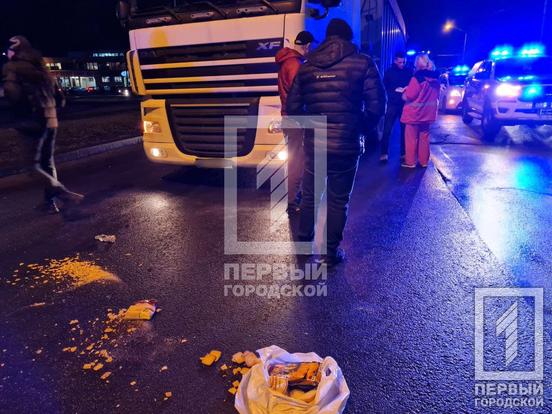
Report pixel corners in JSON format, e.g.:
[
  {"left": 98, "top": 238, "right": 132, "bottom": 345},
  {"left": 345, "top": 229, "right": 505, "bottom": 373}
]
[{"left": 257, "top": 41, "right": 282, "bottom": 51}]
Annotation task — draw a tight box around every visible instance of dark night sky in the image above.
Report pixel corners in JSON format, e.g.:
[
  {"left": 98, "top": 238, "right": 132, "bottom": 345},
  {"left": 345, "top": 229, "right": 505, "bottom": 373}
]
[
  {"left": 1, "top": 0, "right": 550, "bottom": 65},
  {"left": 398, "top": 0, "right": 551, "bottom": 63},
  {"left": 0, "top": 0, "right": 129, "bottom": 55}
]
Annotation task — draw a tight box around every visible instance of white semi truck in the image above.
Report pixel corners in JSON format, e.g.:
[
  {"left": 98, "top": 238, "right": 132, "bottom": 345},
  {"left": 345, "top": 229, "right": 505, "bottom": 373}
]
[{"left": 116, "top": 0, "right": 405, "bottom": 167}]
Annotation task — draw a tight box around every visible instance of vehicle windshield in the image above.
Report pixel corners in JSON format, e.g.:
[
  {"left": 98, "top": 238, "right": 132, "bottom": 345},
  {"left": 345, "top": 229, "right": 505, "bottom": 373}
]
[
  {"left": 495, "top": 57, "right": 552, "bottom": 80},
  {"left": 448, "top": 75, "right": 466, "bottom": 86},
  {"left": 134, "top": 0, "right": 238, "bottom": 11},
  {"left": 129, "top": 0, "right": 300, "bottom": 27}
]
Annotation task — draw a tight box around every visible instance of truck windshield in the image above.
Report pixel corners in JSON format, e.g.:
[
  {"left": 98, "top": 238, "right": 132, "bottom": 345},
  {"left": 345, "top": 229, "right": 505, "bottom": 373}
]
[
  {"left": 129, "top": 0, "right": 300, "bottom": 27},
  {"left": 495, "top": 58, "right": 552, "bottom": 80}
]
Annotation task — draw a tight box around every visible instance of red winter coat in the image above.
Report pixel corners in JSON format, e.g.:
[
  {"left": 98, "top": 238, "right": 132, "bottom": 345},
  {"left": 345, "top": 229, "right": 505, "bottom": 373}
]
[
  {"left": 275, "top": 47, "right": 303, "bottom": 115},
  {"left": 400, "top": 70, "right": 440, "bottom": 124}
]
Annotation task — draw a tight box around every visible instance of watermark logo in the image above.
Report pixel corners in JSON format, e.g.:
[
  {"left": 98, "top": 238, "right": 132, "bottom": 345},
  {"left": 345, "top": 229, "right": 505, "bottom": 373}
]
[
  {"left": 496, "top": 301, "right": 518, "bottom": 367},
  {"left": 223, "top": 263, "right": 328, "bottom": 298},
  {"left": 255, "top": 137, "right": 288, "bottom": 231},
  {"left": 474, "top": 288, "right": 544, "bottom": 409},
  {"left": 223, "top": 115, "right": 327, "bottom": 256}
]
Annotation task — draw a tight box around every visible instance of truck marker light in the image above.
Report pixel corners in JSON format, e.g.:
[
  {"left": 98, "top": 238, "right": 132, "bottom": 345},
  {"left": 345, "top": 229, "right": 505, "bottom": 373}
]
[
  {"left": 144, "top": 121, "right": 161, "bottom": 134},
  {"left": 268, "top": 120, "right": 282, "bottom": 134}
]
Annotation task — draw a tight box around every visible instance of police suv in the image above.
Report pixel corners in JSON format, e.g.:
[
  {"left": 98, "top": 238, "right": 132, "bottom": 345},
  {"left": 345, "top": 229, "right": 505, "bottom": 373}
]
[{"left": 462, "top": 44, "right": 552, "bottom": 140}]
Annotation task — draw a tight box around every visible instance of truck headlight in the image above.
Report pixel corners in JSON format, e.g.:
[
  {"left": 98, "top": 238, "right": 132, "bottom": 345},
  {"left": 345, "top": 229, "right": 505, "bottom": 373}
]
[
  {"left": 277, "top": 150, "right": 288, "bottom": 161},
  {"left": 144, "top": 120, "right": 161, "bottom": 134},
  {"left": 268, "top": 120, "right": 282, "bottom": 134},
  {"left": 150, "top": 148, "right": 167, "bottom": 158}
]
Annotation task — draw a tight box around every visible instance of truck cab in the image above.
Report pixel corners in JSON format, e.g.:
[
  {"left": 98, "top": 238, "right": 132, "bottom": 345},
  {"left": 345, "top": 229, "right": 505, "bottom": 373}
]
[{"left": 117, "top": 0, "right": 406, "bottom": 167}]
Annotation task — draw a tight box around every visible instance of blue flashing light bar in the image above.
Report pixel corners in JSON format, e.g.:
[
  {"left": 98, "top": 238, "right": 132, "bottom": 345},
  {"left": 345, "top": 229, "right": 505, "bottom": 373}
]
[
  {"left": 490, "top": 45, "right": 514, "bottom": 60},
  {"left": 519, "top": 43, "right": 545, "bottom": 58},
  {"left": 453, "top": 65, "right": 470, "bottom": 73},
  {"left": 522, "top": 84, "right": 543, "bottom": 100}
]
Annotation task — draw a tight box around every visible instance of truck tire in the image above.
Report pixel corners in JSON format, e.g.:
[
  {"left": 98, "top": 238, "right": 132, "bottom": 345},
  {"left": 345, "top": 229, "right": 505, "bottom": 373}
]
[
  {"left": 481, "top": 104, "right": 501, "bottom": 141},
  {"left": 462, "top": 101, "right": 473, "bottom": 124}
]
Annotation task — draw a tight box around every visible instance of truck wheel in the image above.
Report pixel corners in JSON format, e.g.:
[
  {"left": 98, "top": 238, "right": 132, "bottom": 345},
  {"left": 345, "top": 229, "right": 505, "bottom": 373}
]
[
  {"left": 462, "top": 102, "right": 473, "bottom": 124},
  {"left": 481, "top": 105, "right": 501, "bottom": 141}
]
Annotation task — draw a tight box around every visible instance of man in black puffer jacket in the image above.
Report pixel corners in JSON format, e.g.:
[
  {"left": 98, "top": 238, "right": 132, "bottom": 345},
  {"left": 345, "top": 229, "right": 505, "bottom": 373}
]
[{"left": 286, "top": 18, "right": 386, "bottom": 267}]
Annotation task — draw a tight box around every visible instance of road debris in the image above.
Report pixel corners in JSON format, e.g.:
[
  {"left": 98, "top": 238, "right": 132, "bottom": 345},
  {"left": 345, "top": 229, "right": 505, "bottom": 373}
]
[
  {"left": 95, "top": 234, "right": 117, "bottom": 243},
  {"left": 5, "top": 256, "right": 119, "bottom": 293},
  {"left": 200, "top": 350, "right": 222, "bottom": 367},
  {"left": 243, "top": 351, "right": 260, "bottom": 368},
  {"left": 124, "top": 300, "right": 158, "bottom": 320},
  {"left": 232, "top": 352, "right": 245, "bottom": 364},
  {"left": 235, "top": 346, "right": 350, "bottom": 413}
]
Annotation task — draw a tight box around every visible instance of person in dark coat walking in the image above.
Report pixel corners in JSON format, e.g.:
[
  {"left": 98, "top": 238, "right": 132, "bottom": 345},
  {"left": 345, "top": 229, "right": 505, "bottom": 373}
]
[
  {"left": 2, "top": 36, "right": 83, "bottom": 213},
  {"left": 275, "top": 31, "right": 314, "bottom": 214},
  {"left": 286, "top": 18, "right": 386, "bottom": 267},
  {"left": 380, "top": 51, "right": 412, "bottom": 162}
]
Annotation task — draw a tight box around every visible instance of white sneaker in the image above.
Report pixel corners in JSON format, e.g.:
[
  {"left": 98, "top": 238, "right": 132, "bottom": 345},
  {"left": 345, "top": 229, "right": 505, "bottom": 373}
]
[{"left": 401, "top": 163, "right": 416, "bottom": 169}]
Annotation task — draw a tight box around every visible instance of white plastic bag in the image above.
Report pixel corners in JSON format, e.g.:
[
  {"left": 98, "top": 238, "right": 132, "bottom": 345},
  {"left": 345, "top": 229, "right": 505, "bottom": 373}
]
[{"left": 235, "top": 345, "right": 350, "bottom": 414}]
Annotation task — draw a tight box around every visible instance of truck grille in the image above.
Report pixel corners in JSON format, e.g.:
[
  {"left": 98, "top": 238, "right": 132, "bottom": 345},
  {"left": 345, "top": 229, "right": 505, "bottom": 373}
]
[
  {"left": 166, "top": 98, "right": 259, "bottom": 157},
  {"left": 139, "top": 40, "right": 249, "bottom": 64},
  {"left": 138, "top": 38, "right": 282, "bottom": 94}
]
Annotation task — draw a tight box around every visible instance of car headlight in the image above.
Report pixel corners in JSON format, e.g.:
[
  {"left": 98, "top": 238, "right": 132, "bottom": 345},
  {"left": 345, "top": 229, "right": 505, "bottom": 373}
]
[
  {"left": 495, "top": 83, "right": 522, "bottom": 98},
  {"left": 449, "top": 89, "right": 462, "bottom": 98}
]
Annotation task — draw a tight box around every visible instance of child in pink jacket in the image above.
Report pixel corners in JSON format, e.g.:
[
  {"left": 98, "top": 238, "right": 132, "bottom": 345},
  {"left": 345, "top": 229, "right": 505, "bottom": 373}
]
[{"left": 400, "top": 54, "right": 440, "bottom": 168}]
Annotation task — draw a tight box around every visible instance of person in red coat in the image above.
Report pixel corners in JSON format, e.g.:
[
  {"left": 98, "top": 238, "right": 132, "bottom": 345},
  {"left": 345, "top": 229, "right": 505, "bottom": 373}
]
[
  {"left": 275, "top": 31, "right": 314, "bottom": 214},
  {"left": 400, "top": 54, "right": 440, "bottom": 168}
]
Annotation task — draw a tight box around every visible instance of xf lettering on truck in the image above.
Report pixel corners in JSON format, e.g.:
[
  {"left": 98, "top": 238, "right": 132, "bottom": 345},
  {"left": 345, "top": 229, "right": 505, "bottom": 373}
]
[{"left": 257, "top": 41, "right": 282, "bottom": 51}]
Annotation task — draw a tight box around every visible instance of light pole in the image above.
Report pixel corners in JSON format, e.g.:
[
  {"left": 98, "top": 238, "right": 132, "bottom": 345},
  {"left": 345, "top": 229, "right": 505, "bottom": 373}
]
[
  {"left": 443, "top": 20, "right": 468, "bottom": 63},
  {"left": 542, "top": 0, "right": 549, "bottom": 42}
]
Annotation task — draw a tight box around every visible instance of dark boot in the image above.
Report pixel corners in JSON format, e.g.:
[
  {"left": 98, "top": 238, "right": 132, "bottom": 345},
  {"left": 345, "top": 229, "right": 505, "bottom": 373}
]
[{"left": 316, "top": 247, "right": 346, "bottom": 268}]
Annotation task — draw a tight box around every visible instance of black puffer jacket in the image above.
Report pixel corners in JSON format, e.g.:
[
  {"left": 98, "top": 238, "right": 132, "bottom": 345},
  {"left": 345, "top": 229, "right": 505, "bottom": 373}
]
[{"left": 286, "top": 36, "right": 386, "bottom": 156}]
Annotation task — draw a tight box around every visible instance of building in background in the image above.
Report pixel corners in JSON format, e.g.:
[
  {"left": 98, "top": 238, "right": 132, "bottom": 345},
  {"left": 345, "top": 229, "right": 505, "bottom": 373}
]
[
  {"left": 362, "top": 0, "right": 407, "bottom": 70},
  {"left": 44, "top": 51, "right": 130, "bottom": 95}
]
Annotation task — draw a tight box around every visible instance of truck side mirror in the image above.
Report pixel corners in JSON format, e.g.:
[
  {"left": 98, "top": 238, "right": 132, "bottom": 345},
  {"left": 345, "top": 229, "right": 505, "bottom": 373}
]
[
  {"left": 321, "top": 0, "right": 341, "bottom": 7},
  {"left": 116, "top": 1, "right": 131, "bottom": 26},
  {"left": 308, "top": 0, "right": 341, "bottom": 8}
]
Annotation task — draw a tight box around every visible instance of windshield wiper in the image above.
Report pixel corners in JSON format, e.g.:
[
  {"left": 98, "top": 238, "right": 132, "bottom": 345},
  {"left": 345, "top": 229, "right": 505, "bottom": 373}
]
[
  {"left": 196, "top": 1, "right": 228, "bottom": 18},
  {"left": 135, "top": 5, "right": 184, "bottom": 22},
  {"left": 259, "top": 0, "right": 279, "bottom": 13}
]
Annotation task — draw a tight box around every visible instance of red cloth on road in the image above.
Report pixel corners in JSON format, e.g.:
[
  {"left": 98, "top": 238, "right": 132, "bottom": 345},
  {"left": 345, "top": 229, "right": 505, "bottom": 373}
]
[{"left": 275, "top": 47, "right": 303, "bottom": 116}]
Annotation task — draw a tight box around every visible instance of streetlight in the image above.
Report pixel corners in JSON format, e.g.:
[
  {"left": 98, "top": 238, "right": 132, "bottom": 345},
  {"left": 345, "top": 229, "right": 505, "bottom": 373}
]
[{"left": 443, "top": 20, "right": 468, "bottom": 64}]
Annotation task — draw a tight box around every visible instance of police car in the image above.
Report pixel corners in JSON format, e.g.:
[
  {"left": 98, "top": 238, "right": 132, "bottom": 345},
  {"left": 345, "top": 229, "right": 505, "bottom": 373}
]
[
  {"left": 462, "top": 44, "right": 552, "bottom": 140},
  {"left": 440, "top": 65, "right": 469, "bottom": 112}
]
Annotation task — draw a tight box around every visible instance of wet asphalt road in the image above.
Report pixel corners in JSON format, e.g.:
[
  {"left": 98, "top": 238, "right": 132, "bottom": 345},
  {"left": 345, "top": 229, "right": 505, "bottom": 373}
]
[{"left": 0, "top": 115, "right": 552, "bottom": 414}]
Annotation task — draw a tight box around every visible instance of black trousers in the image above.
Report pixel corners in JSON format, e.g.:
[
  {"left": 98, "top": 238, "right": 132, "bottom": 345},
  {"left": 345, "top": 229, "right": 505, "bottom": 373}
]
[
  {"left": 381, "top": 103, "right": 406, "bottom": 157},
  {"left": 284, "top": 127, "right": 304, "bottom": 205},
  {"left": 298, "top": 155, "right": 359, "bottom": 256},
  {"left": 23, "top": 127, "right": 62, "bottom": 201}
]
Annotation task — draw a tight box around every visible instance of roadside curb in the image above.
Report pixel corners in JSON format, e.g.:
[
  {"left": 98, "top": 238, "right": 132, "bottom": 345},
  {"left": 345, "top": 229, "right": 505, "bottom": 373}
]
[{"left": 0, "top": 136, "right": 143, "bottom": 179}]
